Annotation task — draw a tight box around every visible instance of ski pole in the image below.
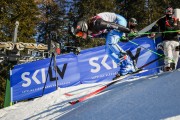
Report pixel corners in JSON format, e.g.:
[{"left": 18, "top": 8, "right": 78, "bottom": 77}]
[
  {"left": 128, "top": 40, "right": 175, "bottom": 63},
  {"left": 137, "top": 30, "right": 180, "bottom": 35},
  {"left": 138, "top": 56, "right": 164, "bottom": 69},
  {"left": 42, "top": 52, "right": 54, "bottom": 96}
]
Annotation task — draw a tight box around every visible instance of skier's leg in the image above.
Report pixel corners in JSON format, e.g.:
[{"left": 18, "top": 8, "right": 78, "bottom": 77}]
[
  {"left": 163, "top": 41, "right": 173, "bottom": 71},
  {"left": 119, "top": 56, "right": 136, "bottom": 76},
  {"left": 106, "top": 30, "right": 135, "bottom": 76},
  {"left": 172, "top": 41, "right": 180, "bottom": 69},
  {"left": 105, "top": 30, "right": 126, "bottom": 64}
]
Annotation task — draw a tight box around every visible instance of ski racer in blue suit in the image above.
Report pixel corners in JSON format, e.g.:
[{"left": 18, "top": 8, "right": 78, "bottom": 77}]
[{"left": 71, "top": 12, "right": 138, "bottom": 76}]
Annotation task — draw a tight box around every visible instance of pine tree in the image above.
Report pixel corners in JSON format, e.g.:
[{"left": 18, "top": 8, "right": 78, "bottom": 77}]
[
  {"left": 0, "top": 0, "right": 40, "bottom": 42},
  {"left": 73, "top": 0, "right": 116, "bottom": 19},
  {"left": 36, "top": 0, "right": 66, "bottom": 44}
]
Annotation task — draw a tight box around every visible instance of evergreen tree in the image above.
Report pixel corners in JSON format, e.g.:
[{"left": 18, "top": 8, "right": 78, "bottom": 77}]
[
  {"left": 36, "top": 0, "right": 66, "bottom": 44},
  {"left": 0, "top": 0, "right": 40, "bottom": 42},
  {"left": 115, "top": 0, "right": 179, "bottom": 30},
  {"left": 143, "top": 0, "right": 180, "bottom": 29},
  {"left": 74, "top": 0, "right": 116, "bottom": 19}
]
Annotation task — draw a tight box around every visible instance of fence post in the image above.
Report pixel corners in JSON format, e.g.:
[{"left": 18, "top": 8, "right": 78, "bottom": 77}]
[{"left": 4, "top": 78, "right": 12, "bottom": 107}]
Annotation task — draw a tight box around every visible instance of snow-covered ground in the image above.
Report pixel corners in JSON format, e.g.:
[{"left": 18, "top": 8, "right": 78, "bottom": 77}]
[{"left": 1, "top": 69, "right": 180, "bottom": 120}]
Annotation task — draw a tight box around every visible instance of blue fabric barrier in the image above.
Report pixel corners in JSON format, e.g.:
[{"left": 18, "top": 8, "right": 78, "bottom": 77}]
[
  {"left": 11, "top": 53, "right": 81, "bottom": 101},
  {"left": 10, "top": 37, "right": 159, "bottom": 102}
]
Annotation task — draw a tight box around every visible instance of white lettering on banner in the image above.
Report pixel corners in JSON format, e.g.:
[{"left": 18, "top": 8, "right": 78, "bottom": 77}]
[
  {"left": 89, "top": 55, "right": 117, "bottom": 73},
  {"left": 32, "top": 70, "right": 41, "bottom": 84},
  {"left": 21, "top": 68, "right": 46, "bottom": 87},
  {"left": 22, "top": 72, "right": 31, "bottom": 87},
  {"left": 89, "top": 57, "right": 100, "bottom": 73},
  {"left": 101, "top": 55, "right": 111, "bottom": 70},
  {"left": 41, "top": 68, "right": 46, "bottom": 83}
]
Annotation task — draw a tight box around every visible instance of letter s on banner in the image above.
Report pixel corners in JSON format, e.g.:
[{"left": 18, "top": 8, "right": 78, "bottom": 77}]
[
  {"left": 21, "top": 72, "right": 31, "bottom": 87},
  {"left": 89, "top": 57, "right": 101, "bottom": 73}
]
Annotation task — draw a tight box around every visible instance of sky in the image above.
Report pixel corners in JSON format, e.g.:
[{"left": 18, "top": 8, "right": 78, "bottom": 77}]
[{"left": 1, "top": 69, "right": 180, "bottom": 120}]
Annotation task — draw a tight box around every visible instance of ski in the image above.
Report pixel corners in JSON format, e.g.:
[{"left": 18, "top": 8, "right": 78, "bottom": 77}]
[
  {"left": 69, "top": 56, "right": 164, "bottom": 105},
  {"left": 69, "top": 70, "right": 145, "bottom": 105},
  {"left": 69, "top": 74, "right": 129, "bottom": 105}
]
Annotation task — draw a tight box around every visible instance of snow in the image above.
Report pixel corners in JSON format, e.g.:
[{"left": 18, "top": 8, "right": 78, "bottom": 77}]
[{"left": 1, "top": 69, "right": 180, "bottom": 120}]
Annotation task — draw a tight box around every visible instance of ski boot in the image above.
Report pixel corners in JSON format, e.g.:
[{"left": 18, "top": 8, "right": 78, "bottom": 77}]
[
  {"left": 117, "top": 53, "right": 127, "bottom": 66},
  {"left": 119, "top": 58, "right": 137, "bottom": 76},
  {"left": 113, "top": 73, "right": 121, "bottom": 80},
  {"left": 164, "top": 66, "right": 172, "bottom": 72}
]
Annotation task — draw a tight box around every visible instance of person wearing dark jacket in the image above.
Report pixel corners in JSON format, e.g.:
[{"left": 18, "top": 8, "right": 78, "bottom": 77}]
[{"left": 151, "top": 6, "right": 180, "bottom": 71}]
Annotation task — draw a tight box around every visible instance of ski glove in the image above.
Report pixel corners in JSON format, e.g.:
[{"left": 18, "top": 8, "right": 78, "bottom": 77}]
[
  {"left": 127, "top": 32, "right": 138, "bottom": 39},
  {"left": 119, "top": 36, "right": 129, "bottom": 42}
]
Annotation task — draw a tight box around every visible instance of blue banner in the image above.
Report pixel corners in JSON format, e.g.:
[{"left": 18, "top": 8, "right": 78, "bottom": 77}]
[
  {"left": 78, "top": 37, "right": 159, "bottom": 83},
  {"left": 11, "top": 53, "right": 81, "bottom": 101},
  {"left": 11, "top": 37, "right": 159, "bottom": 102}
]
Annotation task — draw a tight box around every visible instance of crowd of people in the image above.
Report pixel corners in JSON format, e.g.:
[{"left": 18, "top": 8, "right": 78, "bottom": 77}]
[{"left": 70, "top": 6, "right": 180, "bottom": 78}]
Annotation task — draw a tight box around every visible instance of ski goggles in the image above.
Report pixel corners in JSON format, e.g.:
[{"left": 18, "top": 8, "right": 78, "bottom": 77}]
[
  {"left": 75, "top": 31, "right": 84, "bottom": 37},
  {"left": 166, "top": 7, "right": 173, "bottom": 14}
]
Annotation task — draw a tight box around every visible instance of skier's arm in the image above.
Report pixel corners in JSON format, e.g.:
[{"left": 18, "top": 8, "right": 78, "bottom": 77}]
[
  {"left": 119, "top": 32, "right": 139, "bottom": 42},
  {"left": 94, "top": 18, "right": 130, "bottom": 33}
]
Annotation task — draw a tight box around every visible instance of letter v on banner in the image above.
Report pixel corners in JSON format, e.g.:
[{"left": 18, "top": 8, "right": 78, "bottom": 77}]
[
  {"left": 126, "top": 48, "right": 141, "bottom": 64},
  {"left": 48, "top": 63, "right": 68, "bottom": 81},
  {"left": 56, "top": 63, "right": 67, "bottom": 79}
]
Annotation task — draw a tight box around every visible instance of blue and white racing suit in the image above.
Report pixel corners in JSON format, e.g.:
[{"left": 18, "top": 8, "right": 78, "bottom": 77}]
[{"left": 90, "top": 12, "right": 136, "bottom": 75}]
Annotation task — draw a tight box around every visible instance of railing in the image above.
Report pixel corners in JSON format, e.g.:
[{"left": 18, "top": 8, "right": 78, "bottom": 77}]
[{"left": 0, "top": 42, "right": 48, "bottom": 64}]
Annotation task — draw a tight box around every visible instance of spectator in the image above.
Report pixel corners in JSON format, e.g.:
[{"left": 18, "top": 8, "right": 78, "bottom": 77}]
[
  {"left": 151, "top": 6, "right": 180, "bottom": 71},
  {"left": 128, "top": 18, "right": 138, "bottom": 33}
]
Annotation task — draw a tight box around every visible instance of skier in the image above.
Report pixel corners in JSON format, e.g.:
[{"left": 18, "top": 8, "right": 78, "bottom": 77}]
[
  {"left": 151, "top": 6, "right": 180, "bottom": 71},
  {"left": 71, "top": 12, "right": 138, "bottom": 77}
]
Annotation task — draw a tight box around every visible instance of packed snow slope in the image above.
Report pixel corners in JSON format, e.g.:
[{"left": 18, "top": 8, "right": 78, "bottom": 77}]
[{"left": 1, "top": 69, "right": 180, "bottom": 120}]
